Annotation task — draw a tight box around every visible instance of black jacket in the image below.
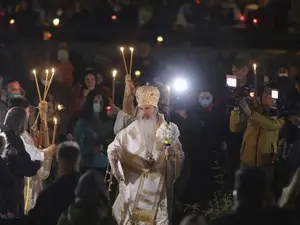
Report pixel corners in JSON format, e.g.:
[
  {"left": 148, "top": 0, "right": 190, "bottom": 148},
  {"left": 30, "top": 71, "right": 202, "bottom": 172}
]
[{"left": 1, "top": 129, "right": 41, "bottom": 217}]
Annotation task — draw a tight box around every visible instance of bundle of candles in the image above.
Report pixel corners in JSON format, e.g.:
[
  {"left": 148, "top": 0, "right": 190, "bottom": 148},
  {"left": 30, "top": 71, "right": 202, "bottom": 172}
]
[{"left": 32, "top": 68, "right": 58, "bottom": 146}]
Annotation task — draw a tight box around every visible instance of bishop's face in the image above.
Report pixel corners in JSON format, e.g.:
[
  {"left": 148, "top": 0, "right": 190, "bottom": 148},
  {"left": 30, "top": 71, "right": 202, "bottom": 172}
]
[{"left": 139, "top": 105, "right": 156, "bottom": 120}]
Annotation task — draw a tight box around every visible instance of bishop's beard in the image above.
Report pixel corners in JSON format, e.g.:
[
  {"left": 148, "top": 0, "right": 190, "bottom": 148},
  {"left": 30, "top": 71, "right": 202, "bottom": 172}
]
[{"left": 137, "top": 116, "right": 157, "bottom": 151}]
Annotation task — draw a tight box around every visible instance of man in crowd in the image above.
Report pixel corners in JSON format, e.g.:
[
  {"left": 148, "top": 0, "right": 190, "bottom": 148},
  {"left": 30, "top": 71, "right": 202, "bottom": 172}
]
[
  {"left": 25, "top": 142, "right": 81, "bottom": 225},
  {"left": 107, "top": 84, "right": 184, "bottom": 225}
]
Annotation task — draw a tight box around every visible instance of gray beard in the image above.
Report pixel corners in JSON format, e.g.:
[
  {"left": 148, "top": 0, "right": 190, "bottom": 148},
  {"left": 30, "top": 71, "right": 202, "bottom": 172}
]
[{"left": 137, "top": 117, "right": 157, "bottom": 151}]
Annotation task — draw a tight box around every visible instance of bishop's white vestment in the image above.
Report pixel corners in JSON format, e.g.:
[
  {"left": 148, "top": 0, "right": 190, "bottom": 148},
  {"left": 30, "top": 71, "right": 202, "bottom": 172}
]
[{"left": 107, "top": 117, "right": 184, "bottom": 225}]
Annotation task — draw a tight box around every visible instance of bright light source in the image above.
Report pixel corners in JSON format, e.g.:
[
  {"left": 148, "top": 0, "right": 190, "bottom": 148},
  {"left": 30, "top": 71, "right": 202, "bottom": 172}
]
[
  {"left": 226, "top": 75, "right": 237, "bottom": 88},
  {"left": 134, "top": 70, "right": 141, "bottom": 76},
  {"left": 9, "top": 19, "right": 15, "bottom": 25},
  {"left": 111, "top": 15, "right": 117, "bottom": 20},
  {"left": 53, "top": 18, "right": 60, "bottom": 26},
  {"left": 173, "top": 78, "right": 188, "bottom": 93},
  {"left": 271, "top": 90, "right": 278, "bottom": 99},
  {"left": 157, "top": 36, "right": 163, "bottom": 43},
  {"left": 240, "top": 15, "right": 245, "bottom": 22},
  {"left": 253, "top": 18, "right": 258, "bottom": 25}
]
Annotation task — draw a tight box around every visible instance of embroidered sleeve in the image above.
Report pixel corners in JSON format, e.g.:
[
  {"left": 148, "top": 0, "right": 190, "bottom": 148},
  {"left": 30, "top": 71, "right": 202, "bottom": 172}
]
[{"left": 107, "top": 130, "right": 126, "bottom": 182}]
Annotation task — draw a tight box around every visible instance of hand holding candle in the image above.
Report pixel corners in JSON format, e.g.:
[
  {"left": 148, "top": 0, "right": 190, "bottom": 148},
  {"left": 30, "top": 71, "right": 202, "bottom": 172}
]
[{"left": 52, "top": 117, "right": 58, "bottom": 144}]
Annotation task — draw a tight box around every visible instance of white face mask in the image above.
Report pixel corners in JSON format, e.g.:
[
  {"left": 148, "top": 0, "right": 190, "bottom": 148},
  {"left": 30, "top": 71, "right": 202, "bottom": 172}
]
[{"left": 198, "top": 92, "right": 213, "bottom": 108}]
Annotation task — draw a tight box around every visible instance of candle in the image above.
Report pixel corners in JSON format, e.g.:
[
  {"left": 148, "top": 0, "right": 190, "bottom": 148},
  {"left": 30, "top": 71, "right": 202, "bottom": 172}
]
[
  {"left": 57, "top": 104, "right": 64, "bottom": 111},
  {"left": 33, "top": 69, "right": 42, "bottom": 101},
  {"left": 253, "top": 63, "right": 257, "bottom": 75},
  {"left": 43, "top": 69, "right": 49, "bottom": 101},
  {"left": 166, "top": 85, "right": 171, "bottom": 107},
  {"left": 45, "top": 68, "right": 55, "bottom": 97},
  {"left": 120, "top": 47, "right": 129, "bottom": 75},
  {"left": 129, "top": 47, "right": 134, "bottom": 76},
  {"left": 52, "top": 117, "right": 58, "bottom": 144},
  {"left": 253, "top": 63, "right": 257, "bottom": 96},
  {"left": 112, "top": 70, "right": 117, "bottom": 104}
]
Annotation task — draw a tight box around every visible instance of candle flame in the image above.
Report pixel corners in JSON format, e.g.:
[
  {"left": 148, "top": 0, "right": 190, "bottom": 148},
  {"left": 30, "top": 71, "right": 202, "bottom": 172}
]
[
  {"left": 129, "top": 47, "right": 134, "bottom": 52},
  {"left": 53, "top": 117, "right": 57, "bottom": 124},
  {"left": 253, "top": 63, "right": 257, "bottom": 69},
  {"left": 57, "top": 104, "right": 64, "bottom": 111},
  {"left": 166, "top": 85, "right": 171, "bottom": 91},
  {"left": 120, "top": 47, "right": 124, "bottom": 52},
  {"left": 112, "top": 70, "right": 117, "bottom": 78},
  {"left": 45, "top": 69, "right": 49, "bottom": 74},
  {"left": 51, "top": 68, "right": 55, "bottom": 73},
  {"left": 33, "top": 69, "right": 36, "bottom": 74}
]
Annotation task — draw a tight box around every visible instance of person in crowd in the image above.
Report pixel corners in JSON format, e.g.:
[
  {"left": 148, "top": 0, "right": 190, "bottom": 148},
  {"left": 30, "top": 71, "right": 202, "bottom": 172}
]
[
  {"left": 74, "top": 90, "right": 114, "bottom": 174},
  {"left": 70, "top": 69, "right": 98, "bottom": 117},
  {"left": 211, "top": 168, "right": 291, "bottom": 225},
  {"left": 0, "top": 134, "right": 14, "bottom": 219},
  {"left": 185, "top": 88, "right": 227, "bottom": 205},
  {"left": 230, "top": 83, "right": 300, "bottom": 184},
  {"left": 225, "top": 61, "right": 251, "bottom": 187},
  {"left": 107, "top": 84, "right": 184, "bottom": 224},
  {"left": 57, "top": 170, "right": 115, "bottom": 225},
  {"left": 8, "top": 97, "right": 57, "bottom": 212},
  {"left": 0, "top": 80, "right": 24, "bottom": 123},
  {"left": 279, "top": 168, "right": 300, "bottom": 223},
  {"left": 0, "top": 107, "right": 41, "bottom": 217},
  {"left": 24, "top": 142, "right": 81, "bottom": 225}
]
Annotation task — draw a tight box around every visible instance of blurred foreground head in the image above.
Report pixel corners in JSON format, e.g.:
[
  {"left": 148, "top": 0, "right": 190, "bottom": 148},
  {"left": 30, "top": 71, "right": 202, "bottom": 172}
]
[
  {"left": 4, "top": 107, "right": 27, "bottom": 136},
  {"left": 56, "top": 141, "right": 81, "bottom": 175},
  {"left": 234, "top": 168, "right": 268, "bottom": 210}
]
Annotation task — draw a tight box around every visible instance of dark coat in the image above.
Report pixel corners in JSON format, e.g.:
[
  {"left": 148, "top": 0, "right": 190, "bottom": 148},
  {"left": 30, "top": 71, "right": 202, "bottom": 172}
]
[{"left": 1, "top": 129, "right": 41, "bottom": 217}]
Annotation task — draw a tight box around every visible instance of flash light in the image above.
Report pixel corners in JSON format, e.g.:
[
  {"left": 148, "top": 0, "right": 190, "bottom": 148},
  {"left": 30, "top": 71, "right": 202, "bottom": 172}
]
[
  {"left": 271, "top": 90, "right": 278, "bottom": 99},
  {"left": 250, "top": 92, "right": 255, "bottom": 98},
  {"left": 173, "top": 78, "right": 188, "bottom": 93},
  {"left": 106, "top": 106, "right": 111, "bottom": 111},
  {"left": 226, "top": 75, "right": 237, "bottom": 88}
]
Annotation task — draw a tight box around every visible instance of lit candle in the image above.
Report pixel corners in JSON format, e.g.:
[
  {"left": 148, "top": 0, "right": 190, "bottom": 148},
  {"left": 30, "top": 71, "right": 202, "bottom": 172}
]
[
  {"left": 112, "top": 70, "right": 117, "bottom": 104},
  {"left": 166, "top": 85, "right": 171, "bottom": 107},
  {"left": 52, "top": 117, "right": 58, "bottom": 144},
  {"left": 129, "top": 47, "right": 134, "bottom": 76},
  {"left": 120, "top": 47, "right": 129, "bottom": 75},
  {"left": 45, "top": 68, "right": 55, "bottom": 97},
  {"left": 33, "top": 69, "right": 42, "bottom": 101},
  {"left": 253, "top": 63, "right": 257, "bottom": 75},
  {"left": 253, "top": 63, "right": 257, "bottom": 96},
  {"left": 57, "top": 104, "right": 64, "bottom": 111},
  {"left": 43, "top": 69, "right": 49, "bottom": 101}
]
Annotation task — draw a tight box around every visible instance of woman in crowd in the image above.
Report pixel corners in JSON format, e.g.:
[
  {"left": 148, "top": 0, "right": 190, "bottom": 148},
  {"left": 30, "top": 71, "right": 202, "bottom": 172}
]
[
  {"left": 74, "top": 90, "right": 114, "bottom": 174},
  {"left": 0, "top": 107, "right": 41, "bottom": 217},
  {"left": 230, "top": 82, "right": 300, "bottom": 184},
  {"left": 57, "top": 170, "right": 114, "bottom": 225}
]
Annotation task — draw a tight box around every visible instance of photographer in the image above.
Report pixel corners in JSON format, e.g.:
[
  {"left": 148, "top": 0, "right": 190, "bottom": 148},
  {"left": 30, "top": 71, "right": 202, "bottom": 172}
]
[{"left": 230, "top": 83, "right": 300, "bottom": 184}]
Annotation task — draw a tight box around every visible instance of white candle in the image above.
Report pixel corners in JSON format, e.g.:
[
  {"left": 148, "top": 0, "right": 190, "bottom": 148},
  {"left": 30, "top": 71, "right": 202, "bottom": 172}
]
[
  {"left": 52, "top": 117, "right": 58, "bottom": 144},
  {"left": 112, "top": 70, "right": 117, "bottom": 104}
]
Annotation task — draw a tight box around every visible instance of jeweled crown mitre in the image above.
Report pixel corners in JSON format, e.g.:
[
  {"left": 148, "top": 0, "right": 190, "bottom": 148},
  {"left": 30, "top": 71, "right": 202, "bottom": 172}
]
[{"left": 135, "top": 83, "right": 160, "bottom": 107}]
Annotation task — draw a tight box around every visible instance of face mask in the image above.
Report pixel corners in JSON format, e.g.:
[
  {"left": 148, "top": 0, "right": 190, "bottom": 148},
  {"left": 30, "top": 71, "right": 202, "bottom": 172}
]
[
  {"left": 8, "top": 92, "right": 21, "bottom": 99},
  {"left": 41, "top": 80, "right": 49, "bottom": 86},
  {"left": 199, "top": 92, "right": 213, "bottom": 108},
  {"left": 199, "top": 98, "right": 213, "bottom": 108},
  {"left": 58, "top": 50, "right": 69, "bottom": 61},
  {"left": 93, "top": 103, "right": 102, "bottom": 113}
]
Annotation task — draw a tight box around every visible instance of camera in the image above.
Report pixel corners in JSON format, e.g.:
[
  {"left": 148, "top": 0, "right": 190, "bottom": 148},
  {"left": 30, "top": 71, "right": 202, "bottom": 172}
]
[{"left": 226, "top": 75, "right": 255, "bottom": 107}]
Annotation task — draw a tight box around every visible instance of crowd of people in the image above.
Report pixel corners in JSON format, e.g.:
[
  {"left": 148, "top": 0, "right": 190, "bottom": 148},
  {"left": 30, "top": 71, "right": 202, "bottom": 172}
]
[{"left": 1, "top": 58, "right": 300, "bottom": 225}]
